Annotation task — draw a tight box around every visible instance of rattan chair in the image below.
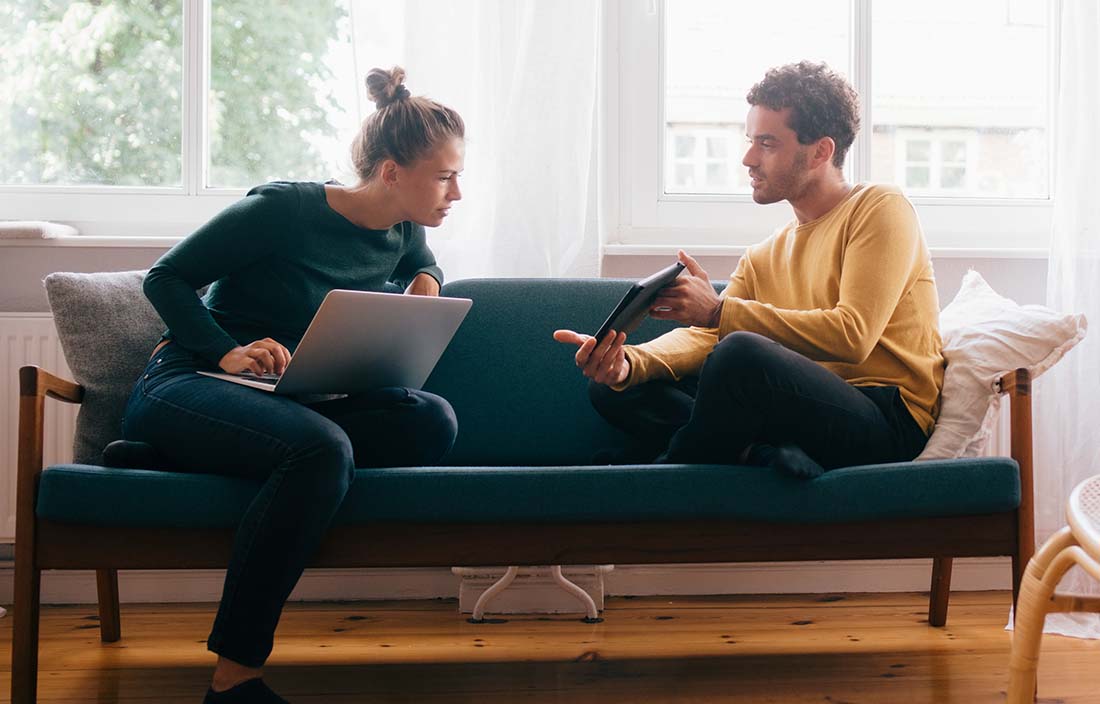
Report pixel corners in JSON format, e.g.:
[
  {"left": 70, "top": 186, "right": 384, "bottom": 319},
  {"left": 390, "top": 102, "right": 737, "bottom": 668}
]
[{"left": 1007, "top": 473, "right": 1100, "bottom": 702}]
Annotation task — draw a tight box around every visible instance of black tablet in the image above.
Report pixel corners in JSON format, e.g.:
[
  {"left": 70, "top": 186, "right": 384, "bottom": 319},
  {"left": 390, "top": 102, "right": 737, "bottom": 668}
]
[{"left": 593, "top": 261, "right": 686, "bottom": 341}]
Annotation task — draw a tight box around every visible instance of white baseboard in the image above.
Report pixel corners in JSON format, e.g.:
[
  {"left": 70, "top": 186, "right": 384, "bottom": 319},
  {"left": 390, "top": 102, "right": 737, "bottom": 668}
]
[{"left": 0, "top": 557, "right": 1011, "bottom": 606}]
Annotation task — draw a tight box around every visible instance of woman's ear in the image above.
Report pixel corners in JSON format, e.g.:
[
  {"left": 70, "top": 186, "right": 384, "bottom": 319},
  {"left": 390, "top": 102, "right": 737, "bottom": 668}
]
[{"left": 379, "top": 159, "right": 399, "bottom": 187}]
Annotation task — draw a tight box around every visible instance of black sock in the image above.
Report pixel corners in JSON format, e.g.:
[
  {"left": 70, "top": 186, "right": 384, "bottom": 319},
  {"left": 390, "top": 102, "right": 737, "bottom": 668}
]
[
  {"left": 101, "top": 440, "right": 176, "bottom": 471},
  {"left": 204, "top": 678, "right": 289, "bottom": 704},
  {"left": 746, "top": 443, "right": 825, "bottom": 480}
]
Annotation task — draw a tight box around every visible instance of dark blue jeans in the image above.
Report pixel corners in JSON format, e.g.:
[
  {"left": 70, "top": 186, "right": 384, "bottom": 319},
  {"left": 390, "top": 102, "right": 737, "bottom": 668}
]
[
  {"left": 121, "top": 342, "right": 458, "bottom": 667},
  {"left": 590, "top": 331, "right": 928, "bottom": 468}
]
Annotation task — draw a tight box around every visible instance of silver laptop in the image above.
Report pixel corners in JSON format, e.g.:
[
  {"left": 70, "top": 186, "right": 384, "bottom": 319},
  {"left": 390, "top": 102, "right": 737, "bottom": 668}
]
[{"left": 198, "top": 289, "right": 472, "bottom": 394}]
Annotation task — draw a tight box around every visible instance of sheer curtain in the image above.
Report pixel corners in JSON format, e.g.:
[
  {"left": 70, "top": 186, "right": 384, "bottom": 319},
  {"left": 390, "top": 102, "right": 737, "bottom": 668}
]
[
  {"left": 1032, "top": 0, "right": 1100, "bottom": 639},
  {"left": 349, "top": 0, "right": 601, "bottom": 280}
]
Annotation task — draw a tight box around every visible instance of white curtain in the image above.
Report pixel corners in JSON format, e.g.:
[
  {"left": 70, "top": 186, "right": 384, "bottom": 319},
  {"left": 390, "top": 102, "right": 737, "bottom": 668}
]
[
  {"left": 349, "top": 0, "right": 601, "bottom": 280},
  {"left": 1032, "top": 0, "right": 1100, "bottom": 639}
]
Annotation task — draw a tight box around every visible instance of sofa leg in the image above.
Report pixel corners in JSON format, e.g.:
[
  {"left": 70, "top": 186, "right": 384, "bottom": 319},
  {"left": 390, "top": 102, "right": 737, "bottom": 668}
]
[
  {"left": 928, "top": 557, "right": 953, "bottom": 627},
  {"left": 96, "top": 569, "right": 121, "bottom": 643},
  {"left": 12, "top": 563, "right": 41, "bottom": 704}
]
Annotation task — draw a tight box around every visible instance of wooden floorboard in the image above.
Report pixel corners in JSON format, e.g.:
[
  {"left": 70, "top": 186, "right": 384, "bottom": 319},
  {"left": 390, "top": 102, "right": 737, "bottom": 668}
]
[{"left": 2, "top": 592, "right": 1098, "bottom": 703}]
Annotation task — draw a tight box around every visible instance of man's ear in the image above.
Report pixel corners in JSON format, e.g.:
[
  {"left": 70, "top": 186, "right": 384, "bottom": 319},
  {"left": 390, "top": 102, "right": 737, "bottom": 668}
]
[
  {"left": 379, "top": 159, "right": 399, "bottom": 187},
  {"left": 812, "top": 137, "right": 837, "bottom": 169}
]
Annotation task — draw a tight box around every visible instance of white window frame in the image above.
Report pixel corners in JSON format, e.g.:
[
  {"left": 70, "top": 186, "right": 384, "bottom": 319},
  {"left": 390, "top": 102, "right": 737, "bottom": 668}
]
[
  {"left": 665, "top": 125, "right": 746, "bottom": 195},
  {"left": 894, "top": 129, "right": 980, "bottom": 197},
  {"left": 0, "top": 0, "right": 244, "bottom": 241},
  {"left": 606, "top": 0, "right": 1057, "bottom": 255}
]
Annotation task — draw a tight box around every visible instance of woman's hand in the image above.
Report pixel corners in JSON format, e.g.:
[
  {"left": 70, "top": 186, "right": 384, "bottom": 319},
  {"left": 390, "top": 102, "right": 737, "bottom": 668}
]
[
  {"left": 649, "top": 250, "right": 724, "bottom": 328},
  {"left": 219, "top": 338, "right": 292, "bottom": 375},
  {"left": 553, "top": 329, "right": 630, "bottom": 386},
  {"left": 406, "top": 273, "right": 441, "bottom": 297}
]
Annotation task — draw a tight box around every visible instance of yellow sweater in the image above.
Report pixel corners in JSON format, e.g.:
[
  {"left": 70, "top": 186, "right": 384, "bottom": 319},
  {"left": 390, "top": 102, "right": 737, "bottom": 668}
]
[{"left": 620, "top": 184, "right": 944, "bottom": 435}]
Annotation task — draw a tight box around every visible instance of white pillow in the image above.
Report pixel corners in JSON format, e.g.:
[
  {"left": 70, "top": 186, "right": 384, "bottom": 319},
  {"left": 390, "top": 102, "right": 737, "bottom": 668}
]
[
  {"left": 0, "top": 220, "right": 79, "bottom": 239},
  {"left": 917, "top": 270, "right": 1087, "bottom": 460}
]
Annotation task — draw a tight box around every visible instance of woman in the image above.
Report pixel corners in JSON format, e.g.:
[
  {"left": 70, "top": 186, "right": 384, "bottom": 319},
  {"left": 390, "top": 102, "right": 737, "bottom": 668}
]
[{"left": 119, "top": 67, "right": 464, "bottom": 704}]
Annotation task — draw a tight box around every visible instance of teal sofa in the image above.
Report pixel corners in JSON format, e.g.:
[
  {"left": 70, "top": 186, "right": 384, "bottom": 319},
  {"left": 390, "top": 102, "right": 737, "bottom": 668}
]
[{"left": 12, "top": 276, "right": 1034, "bottom": 704}]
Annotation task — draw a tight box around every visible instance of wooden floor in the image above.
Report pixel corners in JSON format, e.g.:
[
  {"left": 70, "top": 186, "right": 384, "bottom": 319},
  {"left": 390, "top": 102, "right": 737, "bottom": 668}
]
[{"left": 2, "top": 592, "right": 1098, "bottom": 703}]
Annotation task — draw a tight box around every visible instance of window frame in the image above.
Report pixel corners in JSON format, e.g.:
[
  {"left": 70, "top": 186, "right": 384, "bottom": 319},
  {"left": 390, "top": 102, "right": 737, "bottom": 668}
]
[
  {"left": 608, "top": 0, "right": 1057, "bottom": 253},
  {"left": 0, "top": 0, "right": 246, "bottom": 239}
]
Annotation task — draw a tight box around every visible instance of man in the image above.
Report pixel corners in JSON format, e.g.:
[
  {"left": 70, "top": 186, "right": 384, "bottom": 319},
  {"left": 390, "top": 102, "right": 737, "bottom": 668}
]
[{"left": 554, "top": 61, "right": 943, "bottom": 478}]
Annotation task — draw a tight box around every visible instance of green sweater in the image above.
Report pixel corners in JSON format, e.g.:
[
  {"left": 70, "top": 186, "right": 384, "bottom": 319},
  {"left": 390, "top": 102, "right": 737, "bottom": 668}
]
[{"left": 144, "top": 181, "right": 444, "bottom": 364}]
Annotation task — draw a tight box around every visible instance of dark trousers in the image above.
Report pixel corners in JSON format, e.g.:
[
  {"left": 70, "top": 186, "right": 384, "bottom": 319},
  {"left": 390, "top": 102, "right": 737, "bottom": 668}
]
[
  {"left": 121, "top": 342, "right": 458, "bottom": 667},
  {"left": 589, "top": 331, "right": 928, "bottom": 468}
]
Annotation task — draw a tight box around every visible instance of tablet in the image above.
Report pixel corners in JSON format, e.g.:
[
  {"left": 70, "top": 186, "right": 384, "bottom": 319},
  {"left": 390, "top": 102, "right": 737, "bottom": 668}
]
[{"left": 594, "top": 261, "right": 686, "bottom": 341}]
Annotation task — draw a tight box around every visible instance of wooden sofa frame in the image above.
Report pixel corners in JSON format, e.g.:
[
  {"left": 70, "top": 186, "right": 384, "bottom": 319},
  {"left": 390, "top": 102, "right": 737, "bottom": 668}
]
[{"left": 11, "top": 364, "right": 1036, "bottom": 703}]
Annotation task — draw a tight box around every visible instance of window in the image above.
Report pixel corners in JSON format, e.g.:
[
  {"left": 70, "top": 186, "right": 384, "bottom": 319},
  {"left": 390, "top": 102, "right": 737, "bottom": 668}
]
[
  {"left": 614, "top": 0, "right": 1054, "bottom": 251},
  {"left": 0, "top": 0, "right": 360, "bottom": 236},
  {"left": 891, "top": 130, "right": 980, "bottom": 196},
  {"left": 0, "top": 0, "right": 184, "bottom": 187},
  {"left": 666, "top": 127, "right": 746, "bottom": 194}
]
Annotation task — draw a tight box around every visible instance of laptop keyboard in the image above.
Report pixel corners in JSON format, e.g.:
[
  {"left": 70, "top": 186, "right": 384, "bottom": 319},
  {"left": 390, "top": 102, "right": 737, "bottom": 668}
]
[{"left": 237, "top": 371, "right": 282, "bottom": 383}]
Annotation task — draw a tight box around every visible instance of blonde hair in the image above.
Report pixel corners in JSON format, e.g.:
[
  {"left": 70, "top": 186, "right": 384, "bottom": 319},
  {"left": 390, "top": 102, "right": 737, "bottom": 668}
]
[{"left": 351, "top": 66, "right": 465, "bottom": 181}]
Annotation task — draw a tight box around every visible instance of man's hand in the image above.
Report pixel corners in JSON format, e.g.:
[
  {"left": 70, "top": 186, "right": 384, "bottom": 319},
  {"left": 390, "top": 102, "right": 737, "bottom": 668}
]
[
  {"left": 649, "top": 250, "right": 724, "bottom": 328},
  {"left": 406, "top": 272, "right": 441, "bottom": 297},
  {"left": 553, "top": 329, "right": 630, "bottom": 386},
  {"left": 219, "top": 338, "right": 292, "bottom": 375}
]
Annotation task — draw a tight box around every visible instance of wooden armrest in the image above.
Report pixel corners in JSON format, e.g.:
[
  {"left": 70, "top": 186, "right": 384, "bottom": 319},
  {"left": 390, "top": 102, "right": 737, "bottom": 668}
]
[
  {"left": 995, "top": 368, "right": 1031, "bottom": 396},
  {"left": 994, "top": 368, "right": 1036, "bottom": 571},
  {"left": 16, "top": 366, "right": 85, "bottom": 573},
  {"left": 19, "top": 364, "right": 84, "bottom": 404}
]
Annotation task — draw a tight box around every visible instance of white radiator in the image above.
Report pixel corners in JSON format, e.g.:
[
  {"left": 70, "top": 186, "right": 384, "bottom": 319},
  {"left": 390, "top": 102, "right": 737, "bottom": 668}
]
[{"left": 1, "top": 314, "right": 76, "bottom": 541}]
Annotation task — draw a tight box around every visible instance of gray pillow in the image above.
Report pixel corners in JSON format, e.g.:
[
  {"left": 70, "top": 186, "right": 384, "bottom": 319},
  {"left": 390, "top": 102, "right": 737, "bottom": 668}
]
[{"left": 44, "top": 271, "right": 164, "bottom": 465}]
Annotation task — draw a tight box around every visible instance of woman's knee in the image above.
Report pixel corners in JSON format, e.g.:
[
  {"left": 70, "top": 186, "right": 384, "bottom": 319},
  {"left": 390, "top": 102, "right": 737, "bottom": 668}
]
[
  {"left": 405, "top": 391, "right": 459, "bottom": 462},
  {"left": 290, "top": 424, "right": 356, "bottom": 498}
]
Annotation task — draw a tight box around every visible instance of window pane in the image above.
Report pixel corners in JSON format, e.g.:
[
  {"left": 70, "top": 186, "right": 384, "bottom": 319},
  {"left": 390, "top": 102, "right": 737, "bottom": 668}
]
[
  {"left": 941, "top": 166, "right": 966, "bottom": 189},
  {"left": 674, "top": 135, "right": 696, "bottom": 158},
  {"left": 906, "top": 140, "right": 931, "bottom": 163},
  {"left": 0, "top": 0, "right": 182, "bottom": 186},
  {"left": 706, "top": 136, "right": 728, "bottom": 159},
  {"left": 942, "top": 140, "right": 967, "bottom": 163},
  {"left": 208, "top": 1, "right": 358, "bottom": 188},
  {"left": 906, "top": 166, "right": 930, "bottom": 188},
  {"left": 705, "top": 162, "right": 728, "bottom": 187},
  {"left": 675, "top": 163, "right": 695, "bottom": 187},
  {"left": 871, "top": 1, "right": 1049, "bottom": 198},
  {"left": 664, "top": 0, "right": 849, "bottom": 195}
]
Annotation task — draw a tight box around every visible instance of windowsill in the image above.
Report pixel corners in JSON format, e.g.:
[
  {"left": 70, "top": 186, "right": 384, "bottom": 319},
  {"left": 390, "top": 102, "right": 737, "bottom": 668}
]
[
  {"left": 603, "top": 244, "right": 1049, "bottom": 260},
  {"left": 0, "top": 236, "right": 182, "bottom": 248},
  {"left": 0, "top": 237, "right": 1049, "bottom": 260}
]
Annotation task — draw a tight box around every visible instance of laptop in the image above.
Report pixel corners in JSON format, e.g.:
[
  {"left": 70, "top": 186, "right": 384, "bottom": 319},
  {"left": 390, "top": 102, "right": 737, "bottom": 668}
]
[{"left": 197, "top": 289, "right": 472, "bottom": 394}]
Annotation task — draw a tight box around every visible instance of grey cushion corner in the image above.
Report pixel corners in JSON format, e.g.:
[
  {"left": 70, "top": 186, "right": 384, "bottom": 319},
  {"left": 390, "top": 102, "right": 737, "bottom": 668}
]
[{"left": 44, "top": 270, "right": 165, "bottom": 464}]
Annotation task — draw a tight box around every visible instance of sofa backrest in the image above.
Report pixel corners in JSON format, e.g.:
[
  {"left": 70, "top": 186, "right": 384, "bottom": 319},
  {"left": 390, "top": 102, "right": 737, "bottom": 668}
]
[
  {"left": 428, "top": 278, "right": 705, "bottom": 466},
  {"left": 43, "top": 272, "right": 710, "bottom": 467}
]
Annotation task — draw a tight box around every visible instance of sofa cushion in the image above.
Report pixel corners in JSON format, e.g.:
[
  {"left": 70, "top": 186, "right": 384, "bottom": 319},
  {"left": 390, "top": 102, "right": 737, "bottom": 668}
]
[
  {"left": 918, "top": 270, "right": 1087, "bottom": 460},
  {"left": 44, "top": 271, "right": 166, "bottom": 465},
  {"left": 36, "top": 457, "right": 1020, "bottom": 528},
  {"left": 430, "top": 279, "right": 712, "bottom": 466}
]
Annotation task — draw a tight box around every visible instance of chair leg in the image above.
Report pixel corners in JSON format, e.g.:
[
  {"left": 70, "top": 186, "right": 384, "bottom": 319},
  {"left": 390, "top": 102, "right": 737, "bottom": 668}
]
[
  {"left": 1007, "top": 527, "right": 1076, "bottom": 704},
  {"left": 96, "top": 569, "right": 121, "bottom": 643},
  {"left": 11, "top": 562, "right": 41, "bottom": 704},
  {"left": 928, "top": 557, "right": 953, "bottom": 627}
]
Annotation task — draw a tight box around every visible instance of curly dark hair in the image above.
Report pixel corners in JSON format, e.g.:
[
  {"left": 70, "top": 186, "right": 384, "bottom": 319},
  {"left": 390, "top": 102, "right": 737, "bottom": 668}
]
[{"left": 746, "top": 61, "right": 860, "bottom": 169}]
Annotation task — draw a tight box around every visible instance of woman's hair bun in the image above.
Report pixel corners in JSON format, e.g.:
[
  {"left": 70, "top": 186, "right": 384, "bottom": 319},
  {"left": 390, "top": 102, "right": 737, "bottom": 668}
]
[{"left": 366, "top": 66, "right": 411, "bottom": 109}]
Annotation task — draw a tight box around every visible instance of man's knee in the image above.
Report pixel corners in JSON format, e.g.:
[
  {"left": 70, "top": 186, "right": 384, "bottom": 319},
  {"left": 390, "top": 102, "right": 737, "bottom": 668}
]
[
  {"left": 588, "top": 378, "right": 617, "bottom": 410},
  {"left": 708, "top": 331, "right": 782, "bottom": 370}
]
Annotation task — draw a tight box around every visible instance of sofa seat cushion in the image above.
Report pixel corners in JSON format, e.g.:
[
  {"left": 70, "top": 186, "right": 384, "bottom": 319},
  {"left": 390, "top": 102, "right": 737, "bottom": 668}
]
[{"left": 36, "top": 458, "right": 1020, "bottom": 529}]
